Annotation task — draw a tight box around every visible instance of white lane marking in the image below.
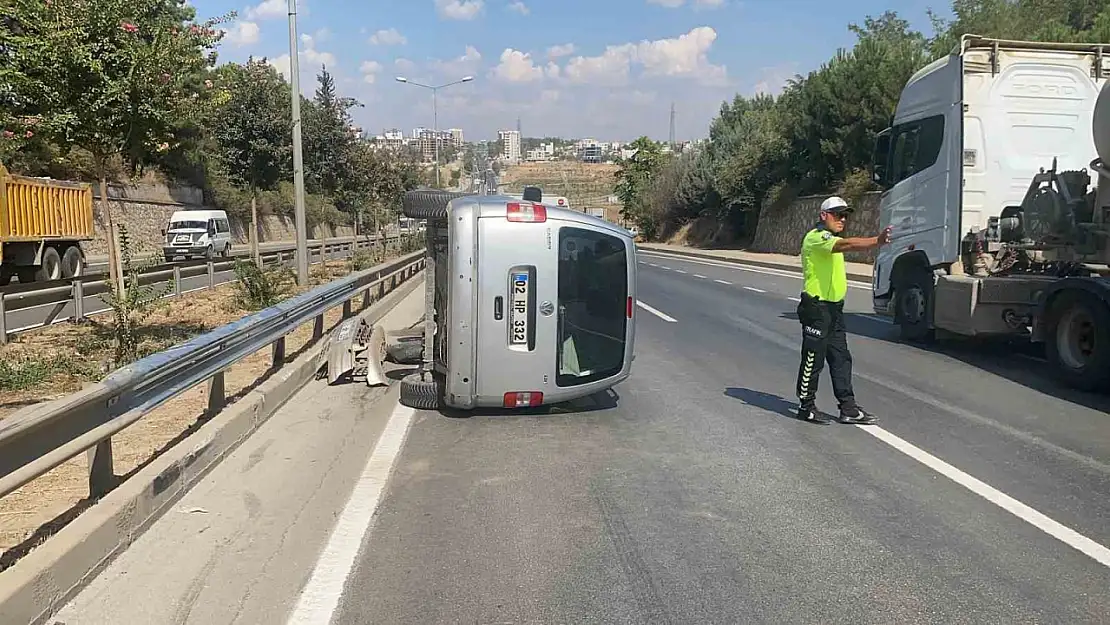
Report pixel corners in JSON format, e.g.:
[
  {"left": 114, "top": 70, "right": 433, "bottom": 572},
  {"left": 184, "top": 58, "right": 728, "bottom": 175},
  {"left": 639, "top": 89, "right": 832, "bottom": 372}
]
[
  {"left": 743, "top": 286, "right": 766, "bottom": 293},
  {"left": 647, "top": 263, "right": 660, "bottom": 267},
  {"left": 286, "top": 403, "right": 417, "bottom": 625},
  {"left": 788, "top": 297, "right": 801, "bottom": 302},
  {"left": 636, "top": 300, "right": 678, "bottom": 323},
  {"left": 859, "top": 425, "right": 1110, "bottom": 569},
  {"left": 714, "top": 279, "right": 731, "bottom": 285},
  {"left": 693, "top": 274, "right": 708, "bottom": 279},
  {"left": 673, "top": 269, "right": 688, "bottom": 274},
  {"left": 637, "top": 251, "right": 871, "bottom": 290}
]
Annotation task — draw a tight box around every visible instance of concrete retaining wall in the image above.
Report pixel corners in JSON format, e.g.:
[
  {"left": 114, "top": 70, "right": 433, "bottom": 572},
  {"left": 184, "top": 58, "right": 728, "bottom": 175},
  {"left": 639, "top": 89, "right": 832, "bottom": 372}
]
[
  {"left": 750, "top": 191, "right": 882, "bottom": 263},
  {"left": 86, "top": 182, "right": 355, "bottom": 256}
]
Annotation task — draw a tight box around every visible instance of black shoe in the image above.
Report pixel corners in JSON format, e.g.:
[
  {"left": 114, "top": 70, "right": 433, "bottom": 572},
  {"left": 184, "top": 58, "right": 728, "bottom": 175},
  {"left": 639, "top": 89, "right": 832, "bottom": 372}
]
[
  {"left": 838, "top": 406, "right": 878, "bottom": 425},
  {"left": 797, "top": 406, "right": 831, "bottom": 425}
]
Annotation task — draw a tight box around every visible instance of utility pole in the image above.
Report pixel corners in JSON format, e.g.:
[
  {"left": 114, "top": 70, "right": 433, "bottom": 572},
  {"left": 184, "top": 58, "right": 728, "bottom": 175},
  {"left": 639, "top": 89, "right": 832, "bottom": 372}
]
[
  {"left": 669, "top": 102, "right": 676, "bottom": 152},
  {"left": 287, "top": 0, "right": 309, "bottom": 286}
]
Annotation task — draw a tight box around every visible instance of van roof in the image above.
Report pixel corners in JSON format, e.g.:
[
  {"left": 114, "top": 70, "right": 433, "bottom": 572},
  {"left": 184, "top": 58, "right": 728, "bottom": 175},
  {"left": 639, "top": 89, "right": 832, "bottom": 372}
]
[{"left": 170, "top": 209, "right": 228, "bottom": 220}]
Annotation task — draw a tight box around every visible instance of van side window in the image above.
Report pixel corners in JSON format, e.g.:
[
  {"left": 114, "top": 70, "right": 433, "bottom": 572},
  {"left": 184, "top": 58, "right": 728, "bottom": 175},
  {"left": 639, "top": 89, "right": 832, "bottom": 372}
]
[
  {"left": 889, "top": 114, "right": 945, "bottom": 185},
  {"left": 217, "top": 218, "right": 230, "bottom": 233}
]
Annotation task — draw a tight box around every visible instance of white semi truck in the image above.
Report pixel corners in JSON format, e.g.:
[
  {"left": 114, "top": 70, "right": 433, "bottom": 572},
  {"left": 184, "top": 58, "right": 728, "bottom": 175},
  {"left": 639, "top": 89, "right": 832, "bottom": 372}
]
[{"left": 871, "top": 35, "right": 1110, "bottom": 391}]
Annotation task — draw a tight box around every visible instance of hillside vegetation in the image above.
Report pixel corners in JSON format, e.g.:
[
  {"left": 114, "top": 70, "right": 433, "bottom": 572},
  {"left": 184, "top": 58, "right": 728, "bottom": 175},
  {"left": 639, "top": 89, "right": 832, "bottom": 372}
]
[
  {"left": 501, "top": 162, "right": 620, "bottom": 210},
  {"left": 1, "top": 2, "right": 433, "bottom": 230},
  {"left": 616, "top": 1, "right": 1110, "bottom": 244}
]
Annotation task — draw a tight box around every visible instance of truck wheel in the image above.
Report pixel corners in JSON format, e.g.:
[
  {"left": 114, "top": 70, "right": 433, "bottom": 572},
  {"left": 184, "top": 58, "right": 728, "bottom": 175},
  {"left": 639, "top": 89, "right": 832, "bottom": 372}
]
[
  {"left": 894, "top": 266, "right": 935, "bottom": 342},
  {"left": 399, "top": 371, "right": 441, "bottom": 410},
  {"left": 402, "top": 190, "right": 471, "bottom": 220},
  {"left": 34, "top": 247, "right": 63, "bottom": 282},
  {"left": 1045, "top": 291, "right": 1110, "bottom": 391},
  {"left": 61, "top": 246, "right": 84, "bottom": 279}
]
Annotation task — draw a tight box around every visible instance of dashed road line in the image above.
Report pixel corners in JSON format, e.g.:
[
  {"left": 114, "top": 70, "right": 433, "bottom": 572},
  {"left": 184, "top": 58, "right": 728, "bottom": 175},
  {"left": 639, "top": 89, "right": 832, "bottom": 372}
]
[
  {"left": 693, "top": 274, "right": 708, "bottom": 279},
  {"left": 637, "top": 251, "right": 871, "bottom": 290},
  {"left": 788, "top": 296, "right": 801, "bottom": 302},
  {"left": 673, "top": 269, "right": 688, "bottom": 274},
  {"left": 636, "top": 300, "right": 678, "bottom": 323},
  {"left": 743, "top": 286, "right": 766, "bottom": 293},
  {"left": 714, "top": 279, "right": 731, "bottom": 285}
]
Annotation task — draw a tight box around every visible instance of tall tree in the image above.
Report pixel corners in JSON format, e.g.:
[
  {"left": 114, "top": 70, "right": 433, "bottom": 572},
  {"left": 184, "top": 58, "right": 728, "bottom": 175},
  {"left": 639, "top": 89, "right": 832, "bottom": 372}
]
[{"left": 210, "top": 58, "right": 291, "bottom": 262}]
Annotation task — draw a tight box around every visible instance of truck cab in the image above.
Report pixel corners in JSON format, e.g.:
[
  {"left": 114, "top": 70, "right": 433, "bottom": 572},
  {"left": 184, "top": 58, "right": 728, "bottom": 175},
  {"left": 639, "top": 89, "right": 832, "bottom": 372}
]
[{"left": 870, "top": 36, "right": 1110, "bottom": 390}]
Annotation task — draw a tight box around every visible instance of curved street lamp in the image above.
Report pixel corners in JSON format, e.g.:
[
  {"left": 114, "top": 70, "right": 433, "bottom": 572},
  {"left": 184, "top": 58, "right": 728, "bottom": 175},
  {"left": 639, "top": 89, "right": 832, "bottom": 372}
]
[{"left": 395, "top": 76, "right": 474, "bottom": 187}]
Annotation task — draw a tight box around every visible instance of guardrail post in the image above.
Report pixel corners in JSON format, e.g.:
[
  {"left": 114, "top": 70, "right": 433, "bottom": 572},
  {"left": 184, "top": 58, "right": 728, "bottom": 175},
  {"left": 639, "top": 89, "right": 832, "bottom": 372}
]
[
  {"left": 173, "top": 266, "right": 182, "bottom": 296},
  {"left": 207, "top": 371, "right": 225, "bottom": 416},
  {"left": 207, "top": 261, "right": 215, "bottom": 289},
  {"left": 72, "top": 279, "right": 85, "bottom": 322},
  {"left": 313, "top": 313, "right": 324, "bottom": 340},
  {"left": 0, "top": 292, "right": 7, "bottom": 345},
  {"left": 271, "top": 336, "right": 286, "bottom": 368},
  {"left": 342, "top": 298, "right": 352, "bottom": 318},
  {"left": 87, "top": 439, "right": 115, "bottom": 498},
  {"left": 362, "top": 286, "right": 372, "bottom": 309}
]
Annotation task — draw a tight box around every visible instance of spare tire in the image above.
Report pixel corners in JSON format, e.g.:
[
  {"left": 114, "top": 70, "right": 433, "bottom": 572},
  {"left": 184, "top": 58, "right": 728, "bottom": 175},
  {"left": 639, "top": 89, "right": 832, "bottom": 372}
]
[
  {"left": 399, "top": 371, "right": 441, "bottom": 410},
  {"left": 402, "top": 189, "right": 473, "bottom": 219}
]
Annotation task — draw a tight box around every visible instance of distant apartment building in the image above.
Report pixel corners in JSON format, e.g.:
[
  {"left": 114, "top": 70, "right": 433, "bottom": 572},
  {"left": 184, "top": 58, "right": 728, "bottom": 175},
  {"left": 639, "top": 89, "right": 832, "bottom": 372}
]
[
  {"left": 525, "top": 142, "right": 555, "bottom": 162},
  {"left": 370, "top": 128, "right": 407, "bottom": 151},
  {"left": 448, "top": 128, "right": 464, "bottom": 148},
  {"left": 413, "top": 129, "right": 457, "bottom": 163},
  {"left": 498, "top": 130, "right": 521, "bottom": 163}
]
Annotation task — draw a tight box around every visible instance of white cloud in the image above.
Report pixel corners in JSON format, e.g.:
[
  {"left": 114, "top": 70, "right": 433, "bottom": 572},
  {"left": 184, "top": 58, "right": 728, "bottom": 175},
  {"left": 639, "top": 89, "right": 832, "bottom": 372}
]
[
  {"left": 436, "top": 0, "right": 484, "bottom": 20},
  {"left": 369, "top": 28, "right": 407, "bottom": 46},
  {"left": 752, "top": 63, "right": 798, "bottom": 96},
  {"left": 268, "top": 33, "right": 337, "bottom": 85},
  {"left": 222, "top": 20, "right": 260, "bottom": 47},
  {"left": 562, "top": 27, "right": 726, "bottom": 86},
  {"left": 508, "top": 1, "right": 529, "bottom": 14},
  {"left": 647, "top": 0, "right": 683, "bottom": 6},
  {"left": 430, "top": 45, "right": 483, "bottom": 77},
  {"left": 547, "top": 43, "right": 575, "bottom": 59},
  {"left": 360, "top": 60, "right": 383, "bottom": 84},
  {"left": 490, "top": 48, "right": 546, "bottom": 83},
  {"left": 245, "top": 0, "right": 285, "bottom": 20},
  {"left": 395, "top": 57, "right": 417, "bottom": 73}
]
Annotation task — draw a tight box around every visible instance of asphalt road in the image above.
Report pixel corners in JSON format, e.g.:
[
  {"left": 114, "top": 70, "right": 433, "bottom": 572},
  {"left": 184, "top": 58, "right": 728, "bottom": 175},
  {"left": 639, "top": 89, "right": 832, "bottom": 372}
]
[{"left": 52, "top": 251, "right": 1110, "bottom": 624}]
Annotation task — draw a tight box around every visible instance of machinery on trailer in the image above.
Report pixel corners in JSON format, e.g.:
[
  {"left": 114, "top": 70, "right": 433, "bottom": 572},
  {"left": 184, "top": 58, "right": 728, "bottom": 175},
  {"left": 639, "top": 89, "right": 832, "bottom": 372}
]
[{"left": 871, "top": 35, "right": 1110, "bottom": 390}]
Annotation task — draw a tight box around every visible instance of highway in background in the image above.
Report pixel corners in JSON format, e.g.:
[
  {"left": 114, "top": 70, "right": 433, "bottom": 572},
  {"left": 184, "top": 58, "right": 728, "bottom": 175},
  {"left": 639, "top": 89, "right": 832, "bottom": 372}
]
[{"left": 54, "top": 250, "right": 1110, "bottom": 624}]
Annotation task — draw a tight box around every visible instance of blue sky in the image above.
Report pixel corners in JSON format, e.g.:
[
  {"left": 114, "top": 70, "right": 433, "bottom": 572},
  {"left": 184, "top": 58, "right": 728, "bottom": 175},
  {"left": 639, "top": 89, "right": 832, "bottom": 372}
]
[{"left": 197, "top": 0, "right": 953, "bottom": 142}]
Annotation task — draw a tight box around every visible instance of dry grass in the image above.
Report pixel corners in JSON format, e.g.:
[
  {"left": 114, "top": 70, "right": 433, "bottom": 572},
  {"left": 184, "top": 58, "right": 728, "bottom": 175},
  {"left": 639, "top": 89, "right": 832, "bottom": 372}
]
[
  {"left": 500, "top": 161, "right": 621, "bottom": 210},
  {"left": 0, "top": 252, "right": 410, "bottom": 565}
]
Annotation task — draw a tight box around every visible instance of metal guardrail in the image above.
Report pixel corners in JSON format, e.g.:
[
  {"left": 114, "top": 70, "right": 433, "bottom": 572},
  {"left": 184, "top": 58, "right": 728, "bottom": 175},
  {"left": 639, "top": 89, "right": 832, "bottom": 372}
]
[
  {"left": 0, "top": 249, "right": 427, "bottom": 501},
  {"left": 0, "top": 235, "right": 409, "bottom": 343}
]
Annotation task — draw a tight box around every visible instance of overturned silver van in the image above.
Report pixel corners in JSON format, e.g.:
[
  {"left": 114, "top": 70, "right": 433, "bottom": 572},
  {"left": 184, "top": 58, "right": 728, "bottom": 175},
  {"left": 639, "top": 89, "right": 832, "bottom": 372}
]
[{"left": 398, "top": 189, "right": 637, "bottom": 411}]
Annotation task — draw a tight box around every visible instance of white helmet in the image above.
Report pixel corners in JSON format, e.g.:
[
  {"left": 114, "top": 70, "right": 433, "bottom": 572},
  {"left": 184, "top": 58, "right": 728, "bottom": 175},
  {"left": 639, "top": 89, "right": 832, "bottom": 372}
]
[{"left": 819, "top": 196, "right": 851, "bottom": 215}]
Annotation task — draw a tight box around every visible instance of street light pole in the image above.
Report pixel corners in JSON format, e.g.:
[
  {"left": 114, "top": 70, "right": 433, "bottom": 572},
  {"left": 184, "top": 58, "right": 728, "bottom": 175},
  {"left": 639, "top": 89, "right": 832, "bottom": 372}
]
[
  {"left": 287, "top": 0, "right": 309, "bottom": 285},
  {"left": 395, "top": 76, "right": 473, "bottom": 189}
]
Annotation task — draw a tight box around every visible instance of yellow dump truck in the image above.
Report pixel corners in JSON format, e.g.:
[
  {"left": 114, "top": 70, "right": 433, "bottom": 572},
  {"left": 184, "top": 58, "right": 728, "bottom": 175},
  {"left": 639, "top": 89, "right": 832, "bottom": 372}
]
[{"left": 0, "top": 162, "right": 94, "bottom": 285}]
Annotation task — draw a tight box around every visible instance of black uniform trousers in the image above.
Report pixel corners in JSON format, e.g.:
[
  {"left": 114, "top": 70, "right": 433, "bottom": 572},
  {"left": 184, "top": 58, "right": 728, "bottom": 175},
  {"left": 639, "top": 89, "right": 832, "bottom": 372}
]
[{"left": 795, "top": 293, "right": 857, "bottom": 414}]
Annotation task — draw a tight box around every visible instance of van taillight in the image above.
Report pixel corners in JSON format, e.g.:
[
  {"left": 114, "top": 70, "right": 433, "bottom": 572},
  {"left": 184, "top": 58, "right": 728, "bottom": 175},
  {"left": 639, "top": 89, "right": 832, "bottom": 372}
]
[
  {"left": 627, "top": 296, "right": 633, "bottom": 318},
  {"left": 503, "top": 391, "right": 543, "bottom": 408},
  {"left": 506, "top": 202, "right": 547, "bottom": 223}
]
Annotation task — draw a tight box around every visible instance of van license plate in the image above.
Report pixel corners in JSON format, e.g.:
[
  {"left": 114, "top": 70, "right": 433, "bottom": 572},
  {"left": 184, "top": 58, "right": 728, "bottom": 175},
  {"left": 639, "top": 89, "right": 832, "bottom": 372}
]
[{"left": 510, "top": 272, "right": 530, "bottom": 345}]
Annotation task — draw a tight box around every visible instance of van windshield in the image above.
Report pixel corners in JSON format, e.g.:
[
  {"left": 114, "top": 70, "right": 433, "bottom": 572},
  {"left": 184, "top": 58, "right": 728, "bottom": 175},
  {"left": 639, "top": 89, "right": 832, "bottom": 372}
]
[
  {"left": 169, "top": 221, "right": 208, "bottom": 230},
  {"left": 556, "top": 226, "right": 627, "bottom": 387}
]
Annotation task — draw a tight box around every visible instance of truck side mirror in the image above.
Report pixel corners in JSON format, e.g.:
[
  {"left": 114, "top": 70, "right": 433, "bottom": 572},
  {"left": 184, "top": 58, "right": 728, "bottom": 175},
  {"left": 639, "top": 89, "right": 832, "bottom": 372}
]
[{"left": 871, "top": 129, "right": 892, "bottom": 189}]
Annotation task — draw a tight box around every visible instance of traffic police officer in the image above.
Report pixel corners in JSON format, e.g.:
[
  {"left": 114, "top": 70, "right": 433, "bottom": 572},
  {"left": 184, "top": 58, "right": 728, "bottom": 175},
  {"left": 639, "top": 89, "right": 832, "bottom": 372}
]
[{"left": 795, "top": 196, "right": 891, "bottom": 425}]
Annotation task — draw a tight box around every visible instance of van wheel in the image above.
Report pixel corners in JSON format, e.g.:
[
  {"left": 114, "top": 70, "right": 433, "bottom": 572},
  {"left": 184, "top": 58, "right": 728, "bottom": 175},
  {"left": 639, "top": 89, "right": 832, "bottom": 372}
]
[
  {"left": 894, "top": 265, "right": 935, "bottom": 343},
  {"left": 399, "top": 372, "right": 441, "bottom": 410},
  {"left": 1045, "top": 290, "right": 1110, "bottom": 391},
  {"left": 402, "top": 190, "right": 471, "bottom": 220},
  {"left": 35, "top": 247, "right": 63, "bottom": 282},
  {"left": 61, "top": 245, "right": 84, "bottom": 279}
]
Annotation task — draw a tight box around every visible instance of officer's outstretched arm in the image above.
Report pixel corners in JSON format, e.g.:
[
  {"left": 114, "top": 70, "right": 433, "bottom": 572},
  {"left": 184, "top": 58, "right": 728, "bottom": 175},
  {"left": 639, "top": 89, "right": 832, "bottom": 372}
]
[{"left": 832, "top": 227, "right": 892, "bottom": 253}]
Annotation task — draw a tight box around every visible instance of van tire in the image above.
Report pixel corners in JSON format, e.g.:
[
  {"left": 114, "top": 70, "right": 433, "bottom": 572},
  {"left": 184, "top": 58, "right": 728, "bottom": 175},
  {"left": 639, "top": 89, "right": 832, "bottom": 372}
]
[
  {"left": 402, "top": 190, "right": 471, "bottom": 220},
  {"left": 399, "top": 372, "right": 441, "bottom": 410}
]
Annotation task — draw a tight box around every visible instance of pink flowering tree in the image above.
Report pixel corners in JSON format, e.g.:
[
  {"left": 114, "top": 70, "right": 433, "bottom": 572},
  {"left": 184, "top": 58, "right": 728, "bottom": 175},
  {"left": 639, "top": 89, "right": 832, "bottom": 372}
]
[{"left": 3, "top": 0, "right": 230, "bottom": 207}]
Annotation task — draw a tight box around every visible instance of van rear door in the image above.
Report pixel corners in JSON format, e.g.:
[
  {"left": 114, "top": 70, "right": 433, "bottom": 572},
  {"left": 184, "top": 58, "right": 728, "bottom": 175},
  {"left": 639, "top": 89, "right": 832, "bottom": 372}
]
[{"left": 475, "top": 203, "right": 559, "bottom": 403}]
